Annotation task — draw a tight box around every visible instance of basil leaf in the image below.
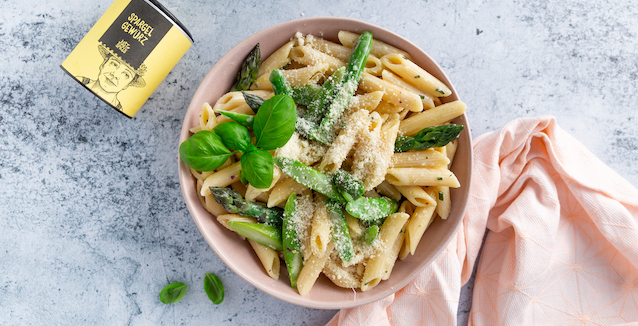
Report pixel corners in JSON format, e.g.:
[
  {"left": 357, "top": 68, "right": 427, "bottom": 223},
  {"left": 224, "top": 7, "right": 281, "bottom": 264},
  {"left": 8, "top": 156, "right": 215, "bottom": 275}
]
[
  {"left": 213, "top": 122, "right": 251, "bottom": 152},
  {"left": 204, "top": 273, "right": 224, "bottom": 304},
  {"left": 239, "top": 170, "right": 249, "bottom": 185},
  {"left": 179, "top": 131, "right": 233, "bottom": 171},
  {"left": 159, "top": 282, "right": 188, "bottom": 304},
  {"left": 240, "top": 148, "right": 273, "bottom": 189},
  {"left": 253, "top": 95, "right": 297, "bottom": 150}
]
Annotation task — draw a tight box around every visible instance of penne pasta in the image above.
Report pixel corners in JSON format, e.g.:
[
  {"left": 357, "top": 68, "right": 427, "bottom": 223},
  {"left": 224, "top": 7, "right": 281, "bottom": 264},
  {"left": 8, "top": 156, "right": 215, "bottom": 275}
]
[
  {"left": 360, "top": 212, "right": 410, "bottom": 291},
  {"left": 394, "top": 185, "right": 437, "bottom": 207},
  {"left": 405, "top": 205, "right": 437, "bottom": 254},
  {"left": 290, "top": 45, "right": 345, "bottom": 74},
  {"left": 201, "top": 161, "right": 242, "bottom": 196},
  {"left": 349, "top": 91, "right": 384, "bottom": 112},
  {"left": 360, "top": 72, "right": 424, "bottom": 112},
  {"left": 382, "top": 221, "right": 407, "bottom": 281},
  {"left": 381, "top": 69, "right": 436, "bottom": 110},
  {"left": 381, "top": 53, "right": 452, "bottom": 98},
  {"left": 386, "top": 168, "right": 461, "bottom": 188},
  {"left": 248, "top": 239, "right": 281, "bottom": 280},
  {"left": 434, "top": 186, "right": 451, "bottom": 220},
  {"left": 392, "top": 149, "right": 450, "bottom": 168},
  {"left": 362, "top": 113, "right": 400, "bottom": 190},
  {"left": 190, "top": 167, "right": 214, "bottom": 182},
  {"left": 310, "top": 196, "right": 332, "bottom": 257},
  {"left": 297, "top": 242, "right": 334, "bottom": 296},
  {"left": 364, "top": 54, "right": 383, "bottom": 76},
  {"left": 190, "top": 102, "right": 218, "bottom": 133},
  {"left": 446, "top": 139, "right": 458, "bottom": 166},
  {"left": 258, "top": 40, "right": 294, "bottom": 77},
  {"left": 324, "top": 257, "right": 361, "bottom": 289},
  {"left": 338, "top": 30, "right": 412, "bottom": 60},
  {"left": 267, "top": 177, "right": 308, "bottom": 208},
  {"left": 399, "top": 100, "right": 467, "bottom": 136}
]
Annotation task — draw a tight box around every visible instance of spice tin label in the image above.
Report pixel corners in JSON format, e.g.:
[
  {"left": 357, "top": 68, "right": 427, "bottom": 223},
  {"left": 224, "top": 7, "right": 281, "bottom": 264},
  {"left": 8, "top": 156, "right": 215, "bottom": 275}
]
[{"left": 61, "top": 0, "right": 192, "bottom": 118}]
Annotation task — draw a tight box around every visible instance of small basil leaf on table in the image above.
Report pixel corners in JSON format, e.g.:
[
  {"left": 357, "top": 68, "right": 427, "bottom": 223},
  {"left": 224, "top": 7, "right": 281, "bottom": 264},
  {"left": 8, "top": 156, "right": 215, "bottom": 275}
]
[
  {"left": 213, "top": 122, "right": 251, "bottom": 152},
  {"left": 203, "top": 273, "right": 224, "bottom": 304},
  {"left": 253, "top": 94, "right": 297, "bottom": 150},
  {"left": 159, "top": 282, "right": 188, "bottom": 304},
  {"left": 179, "top": 130, "right": 233, "bottom": 171},
  {"left": 240, "top": 147, "right": 274, "bottom": 189}
]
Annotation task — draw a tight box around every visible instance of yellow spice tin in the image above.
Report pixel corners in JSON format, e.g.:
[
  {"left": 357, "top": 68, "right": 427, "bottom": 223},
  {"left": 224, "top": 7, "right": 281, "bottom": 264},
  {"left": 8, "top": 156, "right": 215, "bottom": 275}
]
[{"left": 61, "top": 0, "right": 193, "bottom": 118}]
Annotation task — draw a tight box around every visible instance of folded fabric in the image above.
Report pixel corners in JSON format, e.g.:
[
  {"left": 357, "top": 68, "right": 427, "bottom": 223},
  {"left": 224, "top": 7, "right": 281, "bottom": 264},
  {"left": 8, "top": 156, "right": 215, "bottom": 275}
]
[{"left": 327, "top": 116, "right": 638, "bottom": 325}]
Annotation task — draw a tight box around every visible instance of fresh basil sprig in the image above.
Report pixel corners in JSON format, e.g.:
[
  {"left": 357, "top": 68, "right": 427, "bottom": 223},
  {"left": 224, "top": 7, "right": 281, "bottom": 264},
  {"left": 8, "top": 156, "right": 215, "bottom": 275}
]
[
  {"left": 203, "top": 273, "right": 224, "bottom": 304},
  {"left": 254, "top": 95, "right": 296, "bottom": 150},
  {"left": 159, "top": 282, "right": 188, "bottom": 304},
  {"left": 180, "top": 94, "right": 297, "bottom": 188},
  {"left": 179, "top": 131, "right": 233, "bottom": 171},
  {"left": 240, "top": 146, "right": 274, "bottom": 189}
]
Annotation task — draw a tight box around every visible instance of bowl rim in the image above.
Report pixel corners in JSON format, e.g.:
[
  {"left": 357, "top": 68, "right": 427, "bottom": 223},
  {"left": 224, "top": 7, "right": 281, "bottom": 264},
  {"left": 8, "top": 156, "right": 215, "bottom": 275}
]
[{"left": 179, "top": 16, "right": 473, "bottom": 309}]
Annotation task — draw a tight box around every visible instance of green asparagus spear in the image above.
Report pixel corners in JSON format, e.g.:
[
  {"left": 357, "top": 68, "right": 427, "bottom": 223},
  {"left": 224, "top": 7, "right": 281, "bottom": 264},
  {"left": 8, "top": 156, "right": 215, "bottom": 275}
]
[
  {"left": 269, "top": 69, "right": 293, "bottom": 96},
  {"left": 311, "top": 32, "right": 373, "bottom": 144},
  {"left": 361, "top": 225, "right": 379, "bottom": 244},
  {"left": 326, "top": 199, "right": 354, "bottom": 262},
  {"left": 345, "top": 196, "right": 399, "bottom": 223},
  {"left": 231, "top": 44, "right": 261, "bottom": 91},
  {"left": 273, "top": 157, "right": 346, "bottom": 204},
  {"left": 394, "top": 124, "right": 464, "bottom": 152},
  {"left": 344, "top": 31, "right": 374, "bottom": 86},
  {"left": 283, "top": 193, "right": 303, "bottom": 289},
  {"left": 227, "top": 221, "right": 283, "bottom": 251},
  {"left": 291, "top": 84, "right": 322, "bottom": 107},
  {"left": 208, "top": 187, "right": 283, "bottom": 226},
  {"left": 305, "top": 66, "right": 346, "bottom": 123},
  {"left": 241, "top": 91, "right": 265, "bottom": 113},
  {"left": 295, "top": 116, "right": 319, "bottom": 139},
  {"left": 216, "top": 110, "right": 254, "bottom": 129},
  {"left": 332, "top": 169, "right": 364, "bottom": 202}
]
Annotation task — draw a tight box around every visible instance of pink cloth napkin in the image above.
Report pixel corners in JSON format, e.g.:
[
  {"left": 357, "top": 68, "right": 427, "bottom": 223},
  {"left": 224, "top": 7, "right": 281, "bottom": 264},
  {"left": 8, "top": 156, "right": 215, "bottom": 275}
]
[{"left": 327, "top": 116, "right": 638, "bottom": 325}]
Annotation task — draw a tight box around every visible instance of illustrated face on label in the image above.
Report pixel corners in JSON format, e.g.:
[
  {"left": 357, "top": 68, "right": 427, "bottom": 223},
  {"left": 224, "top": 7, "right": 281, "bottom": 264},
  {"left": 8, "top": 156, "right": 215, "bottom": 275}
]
[{"left": 98, "top": 56, "right": 136, "bottom": 93}]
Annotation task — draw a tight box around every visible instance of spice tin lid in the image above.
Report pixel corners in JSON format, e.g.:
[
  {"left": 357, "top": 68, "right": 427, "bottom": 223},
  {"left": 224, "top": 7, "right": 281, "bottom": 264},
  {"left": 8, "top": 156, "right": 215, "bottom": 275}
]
[{"left": 61, "top": 0, "right": 193, "bottom": 118}]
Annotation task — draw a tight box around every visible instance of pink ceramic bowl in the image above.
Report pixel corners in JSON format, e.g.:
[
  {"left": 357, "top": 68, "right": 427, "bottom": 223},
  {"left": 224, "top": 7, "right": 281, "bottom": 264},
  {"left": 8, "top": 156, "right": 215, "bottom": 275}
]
[{"left": 179, "top": 17, "right": 472, "bottom": 309}]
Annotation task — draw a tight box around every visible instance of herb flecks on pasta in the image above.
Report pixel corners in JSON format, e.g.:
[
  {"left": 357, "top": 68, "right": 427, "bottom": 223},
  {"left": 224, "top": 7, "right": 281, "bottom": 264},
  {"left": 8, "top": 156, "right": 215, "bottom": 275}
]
[{"left": 183, "top": 30, "right": 467, "bottom": 296}]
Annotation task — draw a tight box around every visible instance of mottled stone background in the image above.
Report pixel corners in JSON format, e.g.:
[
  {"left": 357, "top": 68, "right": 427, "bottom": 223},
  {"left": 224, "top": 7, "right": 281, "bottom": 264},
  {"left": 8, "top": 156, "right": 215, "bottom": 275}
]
[{"left": 1, "top": 0, "right": 636, "bottom": 325}]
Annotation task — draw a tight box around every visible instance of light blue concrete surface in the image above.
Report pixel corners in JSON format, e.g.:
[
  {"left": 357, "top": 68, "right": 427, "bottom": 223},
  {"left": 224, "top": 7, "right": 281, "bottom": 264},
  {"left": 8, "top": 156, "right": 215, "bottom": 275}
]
[{"left": 1, "top": 0, "right": 637, "bottom": 325}]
